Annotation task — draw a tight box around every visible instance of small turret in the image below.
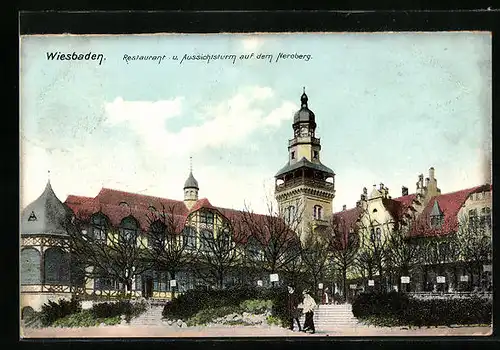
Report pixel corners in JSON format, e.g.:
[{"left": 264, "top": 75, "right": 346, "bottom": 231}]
[{"left": 183, "top": 157, "right": 199, "bottom": 209}]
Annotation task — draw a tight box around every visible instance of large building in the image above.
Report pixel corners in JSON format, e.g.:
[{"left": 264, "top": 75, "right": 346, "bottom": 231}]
[{"left": 20, "top": 90, "right": 492, "bottom": 316}]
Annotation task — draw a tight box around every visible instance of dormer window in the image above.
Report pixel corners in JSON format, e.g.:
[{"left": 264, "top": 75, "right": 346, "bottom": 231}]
[
  {"left": 430, "top": 200, "right": 444, "bottom": 229},
  {"left": 148, "top": 205, "right": 157, "bottom": 213},
  {"left": 28, "top": 211, "right": 37, "bottom": 222},
  {"left": 119, "top": 201, "right": 129, "bottom": 208}
]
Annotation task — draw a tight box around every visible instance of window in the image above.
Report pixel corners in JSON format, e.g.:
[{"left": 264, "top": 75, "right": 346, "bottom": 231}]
[
  {"left": 119, "top": 201, "right": 129, "bottom": 208},
  {"left": 183, "top": 226, "right": 197, "bottom": 250},
  {"left": 375, "top": 228, "right": 382, "bottom": 240},
  {"left": 285, "top": 205, "right": 296, "bottom": 224},
  {"left": 200, "top": 211, "right": 214, "bottom": 225},
  {"left": 313, "top": 151, "right": 319, "bottom": 159},
  {"left": 372, "top": 208, "right": 378, "bottom": 213},
  {"left": 120, "top": 217, "right": 138, "bottom": 243},
  {"left": 370, "top": 228, "right": 375, "bottom": 242},
  {"left": 246, "top": 237, "right": 261, "bottom": 260},
  {"left": 430, "top": 214, "right": 444, "bottom": 228},
  {"left": 149, "top": 221, "right": 165, "bottom": 249},
  {"left": 480, "top": 207, "right": 491, "bottom": 230},
  {"left": 313, "top": 205, "right": 323, "bottom": 220},
  {"left": 199, "top": 229, "right": 213, "bottom": 253},
  {"left": 469, "top": 209, "right": 478, "bottom": 230},
  {"left": 91, "top": 214, "right": 108, "bottom": 242},
  {"left": 291, "top": 151, "right": 295, "bottom": 160}
]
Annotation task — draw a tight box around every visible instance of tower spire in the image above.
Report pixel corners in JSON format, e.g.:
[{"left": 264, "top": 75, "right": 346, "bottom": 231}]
[
  {"left": 189, "top": 156, "right": 193, "bottom": 173},
  {"left": 48, "top": 170, "right": 51, "bottom": 183}
]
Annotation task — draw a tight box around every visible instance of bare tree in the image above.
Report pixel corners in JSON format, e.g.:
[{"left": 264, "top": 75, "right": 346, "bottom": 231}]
[
  {"left": 239, "top": 198, "right": 303, "bottom": 284},
  {"left": 355, "top": 208, "right": 390, "bottom": 291},
  {"left": 327, "top": 215, "right": 360, "bottom": 299},
  {"left": 191, "top": 223, "right": 240, "bottom": 289},
  {"left": 139, "top": 204, "right": 194, "bottom": 298},
  {"left": 384, "top": 220, "right": 422, "bottom": 292},
  {"left": 455, "top": 213, "right": 492, "bottom": 290},
  {"left": 66, "top": 213, "right": 151, "bottom": 297}
]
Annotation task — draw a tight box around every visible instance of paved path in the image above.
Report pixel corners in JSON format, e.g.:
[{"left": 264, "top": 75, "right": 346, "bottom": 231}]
[{"left": 21, "top": 324, "right": 492, "bottom": 338}]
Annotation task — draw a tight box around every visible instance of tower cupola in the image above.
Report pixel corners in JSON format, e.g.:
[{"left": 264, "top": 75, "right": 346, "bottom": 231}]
[{"left": 183, "top": 157, "right": 199, "bottom": 209}]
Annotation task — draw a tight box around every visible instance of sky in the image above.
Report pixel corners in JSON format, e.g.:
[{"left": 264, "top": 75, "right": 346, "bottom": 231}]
[{"left": 20, "top": 32, "right": 492, "bottom": 214}]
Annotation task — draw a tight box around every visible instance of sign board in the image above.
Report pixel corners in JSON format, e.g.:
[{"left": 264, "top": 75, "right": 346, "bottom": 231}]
[
  {"left": 368, "top": 280, "right": 375, "bottom": 286},
  {"left": 318, "top": 283, "right": 324, "bottom": 290},
  {"left": 257, "top": 280, "right": 263, "bottom": 287},
  {"left": 460, "top": 275, "right": 469, "bottom": 282},
  {"left": 401, "top": 276, "right": 410, "bottom": 284},
  {"left": 436, "top": 276, "right": 446, "bottom": 284},
  {"left": 270, "top": 273, "right": 279, "bottom": 282},
  {"left": 483, "top": 264, "right": 492, "bottom": 272},
  {"left": 349, "top": 284, "right": 357, "bottom": 290},
  {"left": 170, "top": 279, "right": 177, "bottom": 287}
]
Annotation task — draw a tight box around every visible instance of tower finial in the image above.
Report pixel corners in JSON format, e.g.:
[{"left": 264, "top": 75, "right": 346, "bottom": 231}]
[
  {"left": 303, "top": 86, "right": 305, "bottom": 94},
  {"left": 48, "top": 170, "right": 51, "bottom": 183},
  {"left": 189, "top": 156, "right": 193, "bottom": 173}
]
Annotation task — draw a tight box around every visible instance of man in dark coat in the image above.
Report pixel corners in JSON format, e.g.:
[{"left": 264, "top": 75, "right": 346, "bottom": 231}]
[{"left": 287, "top": 286, "right": 302, "bottom": 331}]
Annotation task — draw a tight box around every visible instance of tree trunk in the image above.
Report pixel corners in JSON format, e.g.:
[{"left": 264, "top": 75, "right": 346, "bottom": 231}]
[{"left": 342, "top": 268, "right": 347, "bottom": 303}]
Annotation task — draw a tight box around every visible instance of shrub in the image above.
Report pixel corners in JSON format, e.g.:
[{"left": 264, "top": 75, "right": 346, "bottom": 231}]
[
  {"left": 51, "top": 310, "right": 121, "bottom": 328},
  {"left": 239, "top": 299, "right": 273, "bottom": 314},
  {"left": 352, "top": 292, "right": 492, "bottom": 327},
  {"left": 40, "top": 296, "right": 81, "bottom": 327},
  {"left": 91, "top": 300, "right": 147, "bottom": 322},
  {"left": 163, "top": 286, "right": 290, "bottom": 327}
]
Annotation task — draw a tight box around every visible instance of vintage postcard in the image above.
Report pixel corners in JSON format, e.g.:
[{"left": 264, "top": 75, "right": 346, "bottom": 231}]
[{"left": 19, "top": 32, "right": 492, "bottom": 338}]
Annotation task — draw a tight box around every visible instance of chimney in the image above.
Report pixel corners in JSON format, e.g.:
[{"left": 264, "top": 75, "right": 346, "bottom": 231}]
[
  {"left": 342, "top": 204, "right": 347, "bottom": 211},
  {"left": 425, "top": 177, "right": 430, "bottom": 187},
  {"left": 355, "top": 200, "right": 361, "bottom": 208},
  {"left": 379, "top": 183, "right": 384, "bottom": 191},
  {"left": 429, "top": 167, "right": 435, "bottom": 180},
  {"left": 402, "top": 186, "right": 409, "bottom": 196}
]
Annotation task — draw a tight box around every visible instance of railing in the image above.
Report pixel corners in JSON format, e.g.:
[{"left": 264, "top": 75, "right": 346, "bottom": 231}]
[
  {"left": 288, "top": 136, "right": 320, "bottom": 147},
  {"left": 276, "top": 177, "right": 334, "bottom": 192},
  {"left": 408, "top": 291, "right": 493, "bottom": 300}
]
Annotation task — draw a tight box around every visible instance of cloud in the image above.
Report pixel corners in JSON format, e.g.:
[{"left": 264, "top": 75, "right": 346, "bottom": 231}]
[{"left": 104, "top": 86, "right": 297, "bottom": 159}]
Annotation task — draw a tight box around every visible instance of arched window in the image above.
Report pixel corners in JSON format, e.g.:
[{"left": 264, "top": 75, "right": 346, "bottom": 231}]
[
  {"left": 21, "top": 248, "right": 41, "bottom": 285},
  {"left": 183, "top": 226, "right": 197, "bottom": 251},
  {"left": 199, "top": 229, "right": 213, "bottom": 253},
  {"left": 44, "top": 247, "right": 70, "bottom": 285},
  {"left": 375, "top": 228, "right": 382, "bottom": 240},
  {"left": 313, "top": 205, "right": 323, "bottom": 220},
  {"left": 286, "top": 205, "right": 296, "bottom": 224},
  {"left": 91, "top": 213, "right": 108, "bottom": 242},
  {"left": 149, "top": 220, "right": 165, "bottom": 248},
  {"left": 120, "top": 216, "right": 138, "bottom": 243}
]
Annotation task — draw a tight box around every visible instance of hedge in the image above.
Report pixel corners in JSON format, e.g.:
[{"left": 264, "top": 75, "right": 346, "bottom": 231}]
[
  {"left": 352, "top": 291, "right": 492, "bottom": 327},
  {"left": 163, "top": 286, "right": 290, "bottom": 326}
]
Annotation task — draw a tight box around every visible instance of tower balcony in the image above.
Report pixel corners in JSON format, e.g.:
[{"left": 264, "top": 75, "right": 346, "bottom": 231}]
[
  {"left": 288, "top": 136, "right": 320, "bottom": 147},
  {"left": 275, "top": 177, "right": 334, "bottom": 194}
]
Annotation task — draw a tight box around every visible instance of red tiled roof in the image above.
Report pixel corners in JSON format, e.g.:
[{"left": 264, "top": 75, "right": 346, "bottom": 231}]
[
  {"left": 333, "top": 207, "right": 363, "bottom": 232},
  {"left": 64, "top": 188, "right": 285, "bottom": 242},
  {"left": 411, "top": 184, "right": 491, "bottom": 237}
]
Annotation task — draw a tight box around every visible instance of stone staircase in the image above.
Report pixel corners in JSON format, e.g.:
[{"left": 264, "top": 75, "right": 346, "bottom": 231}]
[
  {"left": 129, "top": 305, "right": 165, "bottom": 326},
  {"left": 299, "top": 304, "right": 360, "bottom": 331}
]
